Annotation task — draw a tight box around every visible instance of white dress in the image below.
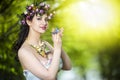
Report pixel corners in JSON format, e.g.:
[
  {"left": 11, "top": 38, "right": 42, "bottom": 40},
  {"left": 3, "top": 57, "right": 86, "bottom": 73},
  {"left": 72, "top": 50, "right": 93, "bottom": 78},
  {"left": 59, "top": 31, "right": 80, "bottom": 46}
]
[{"left": 23, "top": 58, "right": 63, "bottom": 80}]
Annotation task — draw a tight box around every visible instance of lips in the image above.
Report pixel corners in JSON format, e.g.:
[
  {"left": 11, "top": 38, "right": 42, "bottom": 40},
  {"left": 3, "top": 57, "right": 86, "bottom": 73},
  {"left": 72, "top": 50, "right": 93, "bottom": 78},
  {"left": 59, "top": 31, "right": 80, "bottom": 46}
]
[
  {"left": 40, "top": 26, "right": 47, "bottom": 30},
  {"left": 41, "top": 27, "right": 46, "bottom": 30}
]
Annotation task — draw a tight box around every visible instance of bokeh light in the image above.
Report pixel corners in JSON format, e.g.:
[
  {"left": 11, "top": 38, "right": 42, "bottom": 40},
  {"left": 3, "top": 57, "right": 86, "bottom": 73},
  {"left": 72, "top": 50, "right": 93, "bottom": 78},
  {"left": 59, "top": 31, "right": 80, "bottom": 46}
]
[
  {"left": 55, "top": 0, "right": 120, "bottom": 79},
  {"left": 56, "top": 0, "right": 120, "bottom": 49}
]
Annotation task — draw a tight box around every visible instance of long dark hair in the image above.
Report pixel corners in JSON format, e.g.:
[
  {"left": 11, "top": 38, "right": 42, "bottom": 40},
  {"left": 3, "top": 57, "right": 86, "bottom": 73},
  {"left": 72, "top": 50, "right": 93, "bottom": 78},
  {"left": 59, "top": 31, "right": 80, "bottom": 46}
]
[
  {"left": 13, "top": 13, "right": 35, "bottom": 61},
  {"left": 13, "top": 24, "right": 29, "bottom": 53}
]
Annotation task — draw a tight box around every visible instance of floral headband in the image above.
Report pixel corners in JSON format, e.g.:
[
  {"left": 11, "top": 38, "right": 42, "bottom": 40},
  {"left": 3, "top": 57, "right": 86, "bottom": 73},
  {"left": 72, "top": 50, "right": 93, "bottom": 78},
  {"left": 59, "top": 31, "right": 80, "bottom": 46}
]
[{"left": 19, "top": 2, "right": 55, "bottom": 25}]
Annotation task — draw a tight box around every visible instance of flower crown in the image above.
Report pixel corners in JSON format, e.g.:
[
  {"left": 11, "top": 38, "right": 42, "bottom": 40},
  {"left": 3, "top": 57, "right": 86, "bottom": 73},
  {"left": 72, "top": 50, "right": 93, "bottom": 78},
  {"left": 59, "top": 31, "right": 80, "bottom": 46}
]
[{"left": 19, "top": 2, "right": 55, "bottom": 25}]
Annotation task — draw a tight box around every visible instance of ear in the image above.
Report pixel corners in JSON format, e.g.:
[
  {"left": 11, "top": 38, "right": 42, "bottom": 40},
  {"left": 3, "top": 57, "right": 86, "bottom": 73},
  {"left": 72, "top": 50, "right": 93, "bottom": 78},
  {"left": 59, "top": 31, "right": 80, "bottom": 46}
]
[{"left": 26, "top": 19, "right": 31, "bottom": 26}]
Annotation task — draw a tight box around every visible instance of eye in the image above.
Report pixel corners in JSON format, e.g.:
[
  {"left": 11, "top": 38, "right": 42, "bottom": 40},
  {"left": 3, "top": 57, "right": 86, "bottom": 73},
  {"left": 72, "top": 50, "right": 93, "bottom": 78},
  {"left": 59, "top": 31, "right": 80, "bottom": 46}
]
[{"left": 37, "top": 17, "right": 42, "bottom": 20}]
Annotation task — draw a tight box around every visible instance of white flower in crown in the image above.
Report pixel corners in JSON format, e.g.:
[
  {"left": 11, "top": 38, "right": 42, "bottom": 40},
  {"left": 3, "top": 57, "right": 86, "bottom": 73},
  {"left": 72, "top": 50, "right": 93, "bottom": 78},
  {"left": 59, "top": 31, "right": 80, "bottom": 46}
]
[
  {"left": 31, "top": 4, "right": 34, "bottom": 7},
  {"left": 48, "top": 16, "right": 52, "bottom": 20},
  {"left": 36, "top": 8, "right": 39, "bottom": 12},
  {"left": 24, "top": 11, "right": 28, "bottom": 15},
  {"left": 50, "top": 13, "right": 53, "bottom": 16},
  {"left": 45, "top": 4, "right": 50, "bottom": 10}
]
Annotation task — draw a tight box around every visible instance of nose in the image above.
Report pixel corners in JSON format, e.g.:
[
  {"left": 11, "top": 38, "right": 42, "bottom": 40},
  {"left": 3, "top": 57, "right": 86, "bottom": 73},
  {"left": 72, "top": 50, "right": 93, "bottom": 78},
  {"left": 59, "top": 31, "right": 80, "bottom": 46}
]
[{"left": 42, "top": 19, "right": 47, "bottom": 25}]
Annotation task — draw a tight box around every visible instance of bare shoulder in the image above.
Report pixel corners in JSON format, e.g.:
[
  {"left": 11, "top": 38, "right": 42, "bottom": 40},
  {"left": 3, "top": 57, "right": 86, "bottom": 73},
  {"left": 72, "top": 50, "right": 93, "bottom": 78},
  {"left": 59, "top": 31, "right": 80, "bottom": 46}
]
[{"left": 18, "top": 44, "right": 34, "bottom": 59}]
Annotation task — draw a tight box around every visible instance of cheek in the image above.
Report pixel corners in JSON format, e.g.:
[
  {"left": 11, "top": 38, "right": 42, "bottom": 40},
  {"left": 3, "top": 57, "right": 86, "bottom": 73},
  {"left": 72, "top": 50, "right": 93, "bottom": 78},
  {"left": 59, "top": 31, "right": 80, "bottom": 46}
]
[
  {"left": 34, "top": 20, "right": 40, "bottom": 25},
  {"left": 30, "top": 22, "right": 39, "bottom": 29},
  {"left": 32, "top": 20, "right": 40, "bottom": 27}
]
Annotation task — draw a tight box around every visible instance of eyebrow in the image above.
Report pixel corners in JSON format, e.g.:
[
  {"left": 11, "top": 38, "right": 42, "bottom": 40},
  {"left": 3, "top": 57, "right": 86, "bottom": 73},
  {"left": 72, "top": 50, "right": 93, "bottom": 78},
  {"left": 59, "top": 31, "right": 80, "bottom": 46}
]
[{"left": 36, "top": 14, "right": 47, "bottom": 19}]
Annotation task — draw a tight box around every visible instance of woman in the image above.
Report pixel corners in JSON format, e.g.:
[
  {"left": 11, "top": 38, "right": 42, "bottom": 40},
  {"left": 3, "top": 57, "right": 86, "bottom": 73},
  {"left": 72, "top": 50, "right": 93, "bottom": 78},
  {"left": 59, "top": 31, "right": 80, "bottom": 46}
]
[{"left": 13, "top": 2, "right": 72, "bottom": 80}]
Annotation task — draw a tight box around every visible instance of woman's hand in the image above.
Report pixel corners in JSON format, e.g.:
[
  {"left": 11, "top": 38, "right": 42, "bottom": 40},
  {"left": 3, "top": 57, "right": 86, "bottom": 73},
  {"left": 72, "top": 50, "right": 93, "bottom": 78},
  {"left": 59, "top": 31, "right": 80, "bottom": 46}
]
[{"left": 52, "top": 28, "right": 63, "bottom": 49}]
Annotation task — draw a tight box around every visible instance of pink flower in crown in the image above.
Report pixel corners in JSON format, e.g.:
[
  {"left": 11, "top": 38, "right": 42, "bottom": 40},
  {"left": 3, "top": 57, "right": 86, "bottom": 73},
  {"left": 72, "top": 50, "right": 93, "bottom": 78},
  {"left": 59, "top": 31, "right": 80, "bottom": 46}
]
[
  {"left": 30, "top": 12, "right": 33, "bottom": 16},
  {"left": 39, "top": 9, "right": 44, "bottom": 14},
  {"left": 21, "top": 19, "right": 26, "bottom": 25},
  {"left": 36, "top": 8, "right": 39, "bottom": 12},
  {"left": 39, "top": 2, "right": 45, "bottom": 6},
  {"left": 28, "top": 6, "right": 32, "bottom": 10},
  {"left": 26, "top": 16, "right": 30, "bottom": 20},
  {"left": 44, "top": 4, "right": 50, "bottom": 10},
  {"left": 32, "top": 10, "right": 35, "bottom": 13}
]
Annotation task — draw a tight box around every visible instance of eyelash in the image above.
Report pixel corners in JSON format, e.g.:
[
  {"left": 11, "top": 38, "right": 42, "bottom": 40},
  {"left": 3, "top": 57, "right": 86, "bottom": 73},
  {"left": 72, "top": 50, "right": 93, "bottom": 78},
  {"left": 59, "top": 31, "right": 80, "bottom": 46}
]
[
  {"left": 37, "top": 18, "right": 48, "bottom": 21},
  {"left": 37, "top": 18, "right": 42, "bottom": 20}
]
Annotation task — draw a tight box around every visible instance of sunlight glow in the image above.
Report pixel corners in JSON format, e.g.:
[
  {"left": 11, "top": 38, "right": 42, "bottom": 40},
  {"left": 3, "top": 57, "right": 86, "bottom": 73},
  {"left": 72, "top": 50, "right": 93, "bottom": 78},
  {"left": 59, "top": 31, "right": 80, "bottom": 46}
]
[
  {"left": 59, "top": 0, "right": 119, "bottom": 47},
  {"left": 76, "top": 0, "right": 115, "bottom": 29}
]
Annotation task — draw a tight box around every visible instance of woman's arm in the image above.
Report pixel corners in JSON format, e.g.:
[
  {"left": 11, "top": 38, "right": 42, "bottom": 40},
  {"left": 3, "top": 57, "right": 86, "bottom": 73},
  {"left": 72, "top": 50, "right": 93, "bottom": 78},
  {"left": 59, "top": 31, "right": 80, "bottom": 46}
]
[
  {"left": 45, "top": 41, "right": 72, "bottom": 70},
  {"left": 61, "top": 48, "right": 72, "bottom": 70},
  {"left": 45, "top": 28, "right": 72, "bottom": 70}
]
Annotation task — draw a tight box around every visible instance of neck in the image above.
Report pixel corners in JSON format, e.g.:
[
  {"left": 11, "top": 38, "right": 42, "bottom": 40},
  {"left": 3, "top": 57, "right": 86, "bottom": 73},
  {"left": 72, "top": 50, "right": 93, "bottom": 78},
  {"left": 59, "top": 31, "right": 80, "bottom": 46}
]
[{"left": 26, "top": 29, "right": 42, "bottom": 46}]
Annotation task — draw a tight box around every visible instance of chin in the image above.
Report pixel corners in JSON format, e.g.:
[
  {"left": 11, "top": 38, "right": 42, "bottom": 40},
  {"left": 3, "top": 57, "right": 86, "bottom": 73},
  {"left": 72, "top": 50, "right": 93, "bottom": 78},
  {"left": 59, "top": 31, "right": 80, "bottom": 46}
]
[{"left": 40, "top": 31, "right": 46, "bottom": 34}]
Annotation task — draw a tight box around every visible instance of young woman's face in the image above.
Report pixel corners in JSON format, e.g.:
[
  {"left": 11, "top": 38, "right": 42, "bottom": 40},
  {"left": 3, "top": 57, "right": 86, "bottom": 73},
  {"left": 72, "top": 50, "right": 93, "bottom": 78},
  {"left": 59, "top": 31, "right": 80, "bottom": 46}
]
[{"left": 29, "top": 14, "right": 48, "bottom": 33}]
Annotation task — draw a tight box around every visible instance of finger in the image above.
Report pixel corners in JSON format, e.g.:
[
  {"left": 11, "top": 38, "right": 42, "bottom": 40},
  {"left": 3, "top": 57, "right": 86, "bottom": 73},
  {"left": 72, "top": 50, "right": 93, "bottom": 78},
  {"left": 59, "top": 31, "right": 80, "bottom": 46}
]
[
  {"left": 57, "top": 33, "right": 59, "bottom": 41},
  {"left": 58, "top": 33, "right": 62, "bottom": 41},
  {"left": 59, "top": 27, "right": 64, "bottom": 37}
]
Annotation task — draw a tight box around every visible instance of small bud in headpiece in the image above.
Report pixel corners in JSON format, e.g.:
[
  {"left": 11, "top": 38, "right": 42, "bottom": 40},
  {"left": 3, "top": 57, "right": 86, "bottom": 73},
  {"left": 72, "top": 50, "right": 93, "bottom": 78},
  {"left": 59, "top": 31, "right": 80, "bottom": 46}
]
[
  {"left": 36, "top": 8, "right": 39, "bottom": 12},
  {"left": 39, "top": 2, "right": 45, "bottom": 7},
  {"left": 48, "top": 16, "right": 52, "bottom": 20},
  {"left": 50, "top": 13, "right": 53, "bottom": 16},
  {"left": 47, "top": 4, "right": 50, "bottom": 8},
  {"left": 21, "top": 20, "right": 26, "bottom": 25},
  {"left": 32, "top": 10, "right": 35, "bottom": 14},
  {"left": 39, "top": 9, "right": 44, "bottom": 14},
  {"left": 28, "top": 6, "right": 32, "bottom": 10},
  {"left": 24, "top": 11, "right": 28, "bottom": 15},
  {"left": 30, "top": 12, "right": 33, "bottom": 16},
  {"left": 26, "top": 16, "right": 30, "bottom": 20},
  {"left": 44, "top": 4, "right": 50, "bottom": 10},
  {"left": 31, "top": 4, "right": 34, "bottom": 7}
]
